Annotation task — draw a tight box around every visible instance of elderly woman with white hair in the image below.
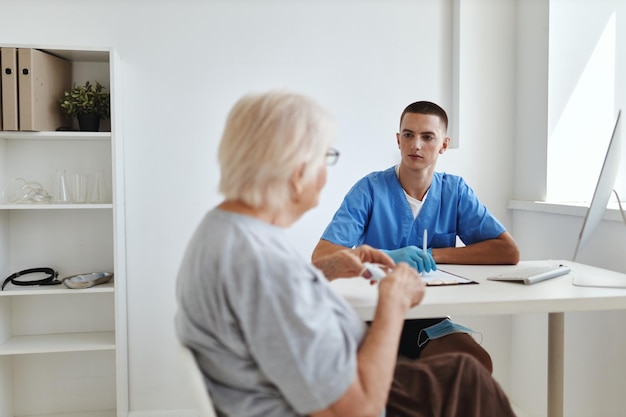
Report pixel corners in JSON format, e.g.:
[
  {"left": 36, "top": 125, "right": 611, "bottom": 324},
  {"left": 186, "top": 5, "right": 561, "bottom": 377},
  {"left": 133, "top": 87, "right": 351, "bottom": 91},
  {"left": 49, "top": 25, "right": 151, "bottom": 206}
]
[{"left": 175, "top": 90, "right": 516, "bottom": 417}]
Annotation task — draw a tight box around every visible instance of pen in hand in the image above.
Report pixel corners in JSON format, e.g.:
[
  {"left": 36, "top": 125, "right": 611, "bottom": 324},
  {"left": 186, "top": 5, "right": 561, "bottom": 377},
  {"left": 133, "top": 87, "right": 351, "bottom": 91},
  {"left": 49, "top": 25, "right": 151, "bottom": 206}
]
[{"left": 423, "top": 229, "right": 431, "bottom": 275}]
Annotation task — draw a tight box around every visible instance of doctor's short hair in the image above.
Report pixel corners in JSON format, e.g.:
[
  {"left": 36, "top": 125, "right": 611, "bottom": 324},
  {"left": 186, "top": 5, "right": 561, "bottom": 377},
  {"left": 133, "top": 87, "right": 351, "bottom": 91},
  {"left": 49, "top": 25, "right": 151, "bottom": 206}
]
[
  {"left": 400, "top": 101, "right": 448, "bottom": 133},
  {"left": 218, "top": 90, "right": 335, "bottom": 211}
]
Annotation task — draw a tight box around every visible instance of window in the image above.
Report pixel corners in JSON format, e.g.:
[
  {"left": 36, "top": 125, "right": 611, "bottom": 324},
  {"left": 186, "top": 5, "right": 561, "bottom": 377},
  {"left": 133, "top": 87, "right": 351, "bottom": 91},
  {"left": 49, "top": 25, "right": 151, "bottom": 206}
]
[{"left": 547, "top": 0, "right": 625, "bottom": 207}]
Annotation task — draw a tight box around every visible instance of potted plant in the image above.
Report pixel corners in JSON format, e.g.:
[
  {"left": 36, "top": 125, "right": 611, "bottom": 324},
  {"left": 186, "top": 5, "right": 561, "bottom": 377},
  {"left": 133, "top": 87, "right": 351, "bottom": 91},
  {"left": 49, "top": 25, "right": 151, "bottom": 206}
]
[{"left": 59, "top": 81, "right": 110, "bottom": 131}]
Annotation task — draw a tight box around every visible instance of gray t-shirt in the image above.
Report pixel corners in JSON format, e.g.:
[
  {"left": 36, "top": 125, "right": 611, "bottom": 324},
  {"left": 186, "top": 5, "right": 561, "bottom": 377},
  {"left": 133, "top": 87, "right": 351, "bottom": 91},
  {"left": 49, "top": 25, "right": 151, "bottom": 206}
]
[{"left": 175, "top": 208, "right": 367, "bottom": 417}]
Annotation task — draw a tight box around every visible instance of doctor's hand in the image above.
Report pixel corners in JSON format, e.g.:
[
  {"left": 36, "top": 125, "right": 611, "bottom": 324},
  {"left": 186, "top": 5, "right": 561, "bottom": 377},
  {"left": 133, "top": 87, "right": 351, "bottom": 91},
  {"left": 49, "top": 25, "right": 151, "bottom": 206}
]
[{"left": 381, "top": 246, "right": 437, "bottom": 273}]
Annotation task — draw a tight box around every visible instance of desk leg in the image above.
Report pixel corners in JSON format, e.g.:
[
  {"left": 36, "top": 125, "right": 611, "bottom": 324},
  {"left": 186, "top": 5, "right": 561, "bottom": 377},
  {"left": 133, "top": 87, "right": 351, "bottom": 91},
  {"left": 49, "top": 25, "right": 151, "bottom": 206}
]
[{"left": 548, "top": 312, "right": 564, "bottom": 417}]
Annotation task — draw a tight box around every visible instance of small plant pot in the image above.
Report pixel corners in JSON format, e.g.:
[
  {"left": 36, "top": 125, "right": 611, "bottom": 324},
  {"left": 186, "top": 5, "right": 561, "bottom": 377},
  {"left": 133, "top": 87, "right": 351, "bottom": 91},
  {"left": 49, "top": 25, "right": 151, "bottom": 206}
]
[{"left": 77, "top": 113, "right": 101, "bottom": 132}]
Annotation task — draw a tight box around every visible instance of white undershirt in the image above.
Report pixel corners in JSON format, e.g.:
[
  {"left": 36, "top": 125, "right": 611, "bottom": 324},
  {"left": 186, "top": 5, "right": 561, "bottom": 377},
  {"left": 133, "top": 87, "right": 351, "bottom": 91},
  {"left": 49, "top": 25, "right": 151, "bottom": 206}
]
[{"left": 395, "top": 165, "right": 427, "bottom": 219}]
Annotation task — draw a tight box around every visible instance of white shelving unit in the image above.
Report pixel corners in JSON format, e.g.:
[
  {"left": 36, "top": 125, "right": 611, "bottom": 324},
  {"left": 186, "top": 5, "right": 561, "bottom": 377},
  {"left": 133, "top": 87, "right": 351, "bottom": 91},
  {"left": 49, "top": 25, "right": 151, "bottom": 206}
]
[{"left": 0, "top": 46, "right": 126, "bottom": 417}]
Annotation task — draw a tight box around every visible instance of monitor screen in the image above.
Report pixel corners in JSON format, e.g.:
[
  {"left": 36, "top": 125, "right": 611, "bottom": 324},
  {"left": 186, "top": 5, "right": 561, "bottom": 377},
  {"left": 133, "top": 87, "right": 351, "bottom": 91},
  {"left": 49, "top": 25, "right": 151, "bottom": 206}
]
[{"left": 573, "top": 109, "right": 622, "bottom": 261}]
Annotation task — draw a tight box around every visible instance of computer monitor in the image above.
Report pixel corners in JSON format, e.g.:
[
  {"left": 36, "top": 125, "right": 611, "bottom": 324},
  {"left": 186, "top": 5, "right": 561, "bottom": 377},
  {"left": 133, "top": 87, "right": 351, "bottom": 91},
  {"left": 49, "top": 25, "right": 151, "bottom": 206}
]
[
  {"left": 572, "top": 109, "right": 626, "bottom": 288},
  {"left": 573, "top": 109, "right": 622, "bottom": 262}
]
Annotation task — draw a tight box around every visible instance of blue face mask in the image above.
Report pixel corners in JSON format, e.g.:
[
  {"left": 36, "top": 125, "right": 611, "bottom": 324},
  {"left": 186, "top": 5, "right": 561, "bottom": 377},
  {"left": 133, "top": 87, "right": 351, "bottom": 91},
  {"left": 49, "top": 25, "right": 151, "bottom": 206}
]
[{"left": 417, "top": 318, "right": 482, "bottom": 347}]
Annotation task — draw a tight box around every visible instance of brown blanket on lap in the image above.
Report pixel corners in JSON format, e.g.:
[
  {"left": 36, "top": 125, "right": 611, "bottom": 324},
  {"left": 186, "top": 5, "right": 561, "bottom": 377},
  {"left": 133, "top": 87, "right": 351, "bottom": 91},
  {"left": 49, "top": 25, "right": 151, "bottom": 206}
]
[{"left": 387, "top": 353, "right": 517, "bottom": 417}]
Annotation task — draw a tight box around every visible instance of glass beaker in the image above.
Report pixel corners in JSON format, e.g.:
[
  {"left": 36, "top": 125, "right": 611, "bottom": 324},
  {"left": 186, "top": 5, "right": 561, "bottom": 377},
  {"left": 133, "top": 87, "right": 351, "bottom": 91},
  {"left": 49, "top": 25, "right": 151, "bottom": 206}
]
[
  {"left": 72, "top": 173, "right": 89, "bottom": 204},
  {"left": 88, "top": 171, "right": 109, "bottom": 203},
  {"left": 54, "top": 170, "right": 71, "bottom": 203}
]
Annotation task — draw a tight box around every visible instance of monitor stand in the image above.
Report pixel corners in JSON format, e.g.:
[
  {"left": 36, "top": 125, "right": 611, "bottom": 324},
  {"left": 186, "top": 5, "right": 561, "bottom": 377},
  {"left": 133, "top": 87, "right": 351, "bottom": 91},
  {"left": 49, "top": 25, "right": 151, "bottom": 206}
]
[{"left": 572, "top": 268, "right": 626, "bottom": 288}]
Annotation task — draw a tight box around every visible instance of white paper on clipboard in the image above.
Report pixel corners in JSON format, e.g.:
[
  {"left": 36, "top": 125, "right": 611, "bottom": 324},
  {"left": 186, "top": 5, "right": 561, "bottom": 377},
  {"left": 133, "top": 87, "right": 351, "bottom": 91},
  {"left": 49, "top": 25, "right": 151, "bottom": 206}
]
[{"left": 421, "top": 269, "right": 477, "bottom": 286}]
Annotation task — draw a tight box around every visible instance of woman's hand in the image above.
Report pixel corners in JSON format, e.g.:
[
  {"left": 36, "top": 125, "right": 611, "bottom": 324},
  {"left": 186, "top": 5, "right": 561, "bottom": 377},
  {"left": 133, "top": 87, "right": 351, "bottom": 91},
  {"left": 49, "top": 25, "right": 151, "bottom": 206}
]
[
  {"left": 312, "top": 244, "right": 394, "bottom": 281},
  {"left": 309, "top": 261, "right": 425, "bottom": 417},
  {"left": 378, "top": 262, "right": 426, "bottom": 310}
]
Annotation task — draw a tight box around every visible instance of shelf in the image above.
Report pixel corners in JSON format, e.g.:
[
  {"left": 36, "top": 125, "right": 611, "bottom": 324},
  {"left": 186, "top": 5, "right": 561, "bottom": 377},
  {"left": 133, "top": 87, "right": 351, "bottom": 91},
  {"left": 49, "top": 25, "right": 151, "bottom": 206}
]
[
  {"left": 0, "top": 131, "right": 110, "bottom": 141},
  {"left": 19, "top": 411, "right": 116, "bottom": 417},
  {"left": 0, "top": 331, "right": 115, "bottom": 355},
  {"left": 0, "top": 281, "right": 114, "bottom": 296},
  {"left": 44, "top": 48, "right": 110, "bottom": 63},
  {"left": 0, "top": 203, "right": 112, "bottom": 210},
  {"left": 0, "top": 43, "right": 124, "bottom": 417}
]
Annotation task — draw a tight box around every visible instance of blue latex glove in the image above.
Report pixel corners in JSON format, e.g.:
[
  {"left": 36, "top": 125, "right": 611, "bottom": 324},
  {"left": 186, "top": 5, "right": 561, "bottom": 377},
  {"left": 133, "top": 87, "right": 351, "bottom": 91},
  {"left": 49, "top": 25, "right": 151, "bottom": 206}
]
[{"left": 381, "top": 246, "right": 437, "bottom": 273}]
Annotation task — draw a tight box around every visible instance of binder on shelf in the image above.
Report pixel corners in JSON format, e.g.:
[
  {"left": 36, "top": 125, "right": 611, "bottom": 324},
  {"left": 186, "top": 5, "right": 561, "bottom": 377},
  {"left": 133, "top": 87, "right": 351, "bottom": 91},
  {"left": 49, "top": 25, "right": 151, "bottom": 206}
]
[
  {"left": 1, "top": 47, "right": 18, "bottom": 130},
  {"left": 18, "top": 48, "right": 72, "bottom": 131}
]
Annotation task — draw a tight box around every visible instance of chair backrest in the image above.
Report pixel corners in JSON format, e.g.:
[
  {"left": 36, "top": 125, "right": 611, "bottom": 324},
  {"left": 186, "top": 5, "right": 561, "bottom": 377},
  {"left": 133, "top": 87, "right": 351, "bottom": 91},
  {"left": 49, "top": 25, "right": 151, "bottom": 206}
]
[{"left": 179, "top": 343, "right": 218, "bottom": 417}]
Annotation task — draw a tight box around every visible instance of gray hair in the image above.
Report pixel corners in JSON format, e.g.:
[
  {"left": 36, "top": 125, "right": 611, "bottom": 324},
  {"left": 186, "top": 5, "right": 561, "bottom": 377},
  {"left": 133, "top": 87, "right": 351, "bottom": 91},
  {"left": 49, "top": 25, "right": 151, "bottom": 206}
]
[{"left": 218, "top": 90, "right": 335, "bottom": 211}]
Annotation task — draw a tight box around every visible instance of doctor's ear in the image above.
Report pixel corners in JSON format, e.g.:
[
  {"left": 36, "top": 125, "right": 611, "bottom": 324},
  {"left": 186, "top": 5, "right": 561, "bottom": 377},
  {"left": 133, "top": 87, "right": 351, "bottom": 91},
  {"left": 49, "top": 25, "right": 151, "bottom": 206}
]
[{"left": 440, "top": 136, "right": 451, "bottom": 154}]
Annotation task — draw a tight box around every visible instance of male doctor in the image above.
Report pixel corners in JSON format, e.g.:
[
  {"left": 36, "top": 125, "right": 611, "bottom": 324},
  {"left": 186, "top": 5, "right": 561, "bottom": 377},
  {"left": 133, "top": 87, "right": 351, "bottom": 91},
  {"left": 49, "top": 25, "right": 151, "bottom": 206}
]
[{"left": 312, "top": 100, "right": 519, "bottom": 370}]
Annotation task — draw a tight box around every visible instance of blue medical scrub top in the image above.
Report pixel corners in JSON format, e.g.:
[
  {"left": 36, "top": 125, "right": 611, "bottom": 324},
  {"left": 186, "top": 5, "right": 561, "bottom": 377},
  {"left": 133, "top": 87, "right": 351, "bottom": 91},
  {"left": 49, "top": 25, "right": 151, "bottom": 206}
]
[{"left": 321, "top": 167, "right": 506, "bottom": 250}]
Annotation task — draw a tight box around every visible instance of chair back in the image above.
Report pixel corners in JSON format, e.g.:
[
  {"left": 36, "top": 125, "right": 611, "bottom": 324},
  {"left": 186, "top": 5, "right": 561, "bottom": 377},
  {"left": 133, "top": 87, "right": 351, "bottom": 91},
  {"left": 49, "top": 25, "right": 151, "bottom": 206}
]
[{"left": 179, "top": 343, "right": 218, "bottom": 417}]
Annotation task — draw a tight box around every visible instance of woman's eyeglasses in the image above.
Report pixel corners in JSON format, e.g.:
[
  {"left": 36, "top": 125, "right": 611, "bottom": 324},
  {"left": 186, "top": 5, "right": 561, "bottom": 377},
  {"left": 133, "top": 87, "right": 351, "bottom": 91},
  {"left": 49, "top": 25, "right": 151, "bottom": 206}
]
[{"left": 326, "top": 148, "right": 340, "bottom": 166}]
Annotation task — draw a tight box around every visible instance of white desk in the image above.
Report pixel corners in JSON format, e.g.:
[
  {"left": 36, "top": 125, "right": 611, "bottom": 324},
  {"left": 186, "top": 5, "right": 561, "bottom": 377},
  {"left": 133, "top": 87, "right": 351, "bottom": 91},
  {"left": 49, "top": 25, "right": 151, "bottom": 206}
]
[{"left": 330, "top": 260, "right": 626, "bottom": 417}]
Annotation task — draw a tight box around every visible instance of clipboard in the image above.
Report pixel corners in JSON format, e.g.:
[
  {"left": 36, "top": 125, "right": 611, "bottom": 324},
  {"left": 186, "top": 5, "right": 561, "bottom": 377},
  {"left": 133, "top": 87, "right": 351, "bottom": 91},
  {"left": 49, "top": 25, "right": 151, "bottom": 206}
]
[{"left": 422, "top": 268, "right": 478, "bottom": 286}]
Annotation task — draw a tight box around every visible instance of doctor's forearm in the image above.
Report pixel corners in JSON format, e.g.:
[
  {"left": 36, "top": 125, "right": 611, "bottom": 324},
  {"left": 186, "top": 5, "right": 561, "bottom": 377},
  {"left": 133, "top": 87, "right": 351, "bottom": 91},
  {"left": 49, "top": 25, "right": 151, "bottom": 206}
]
[
  {"left": 311, "top": 239, "right": 347, "bottom": 262},
  {"left": 432, "top": 234, "right": 519, "bottom": 265}
]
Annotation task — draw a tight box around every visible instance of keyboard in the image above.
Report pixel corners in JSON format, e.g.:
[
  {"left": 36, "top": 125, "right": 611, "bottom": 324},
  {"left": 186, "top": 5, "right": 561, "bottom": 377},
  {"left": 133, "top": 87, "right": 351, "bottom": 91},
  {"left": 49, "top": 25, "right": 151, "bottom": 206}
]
[{"left": 487, "top": 264, "right": 571, "bottom": 285}]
